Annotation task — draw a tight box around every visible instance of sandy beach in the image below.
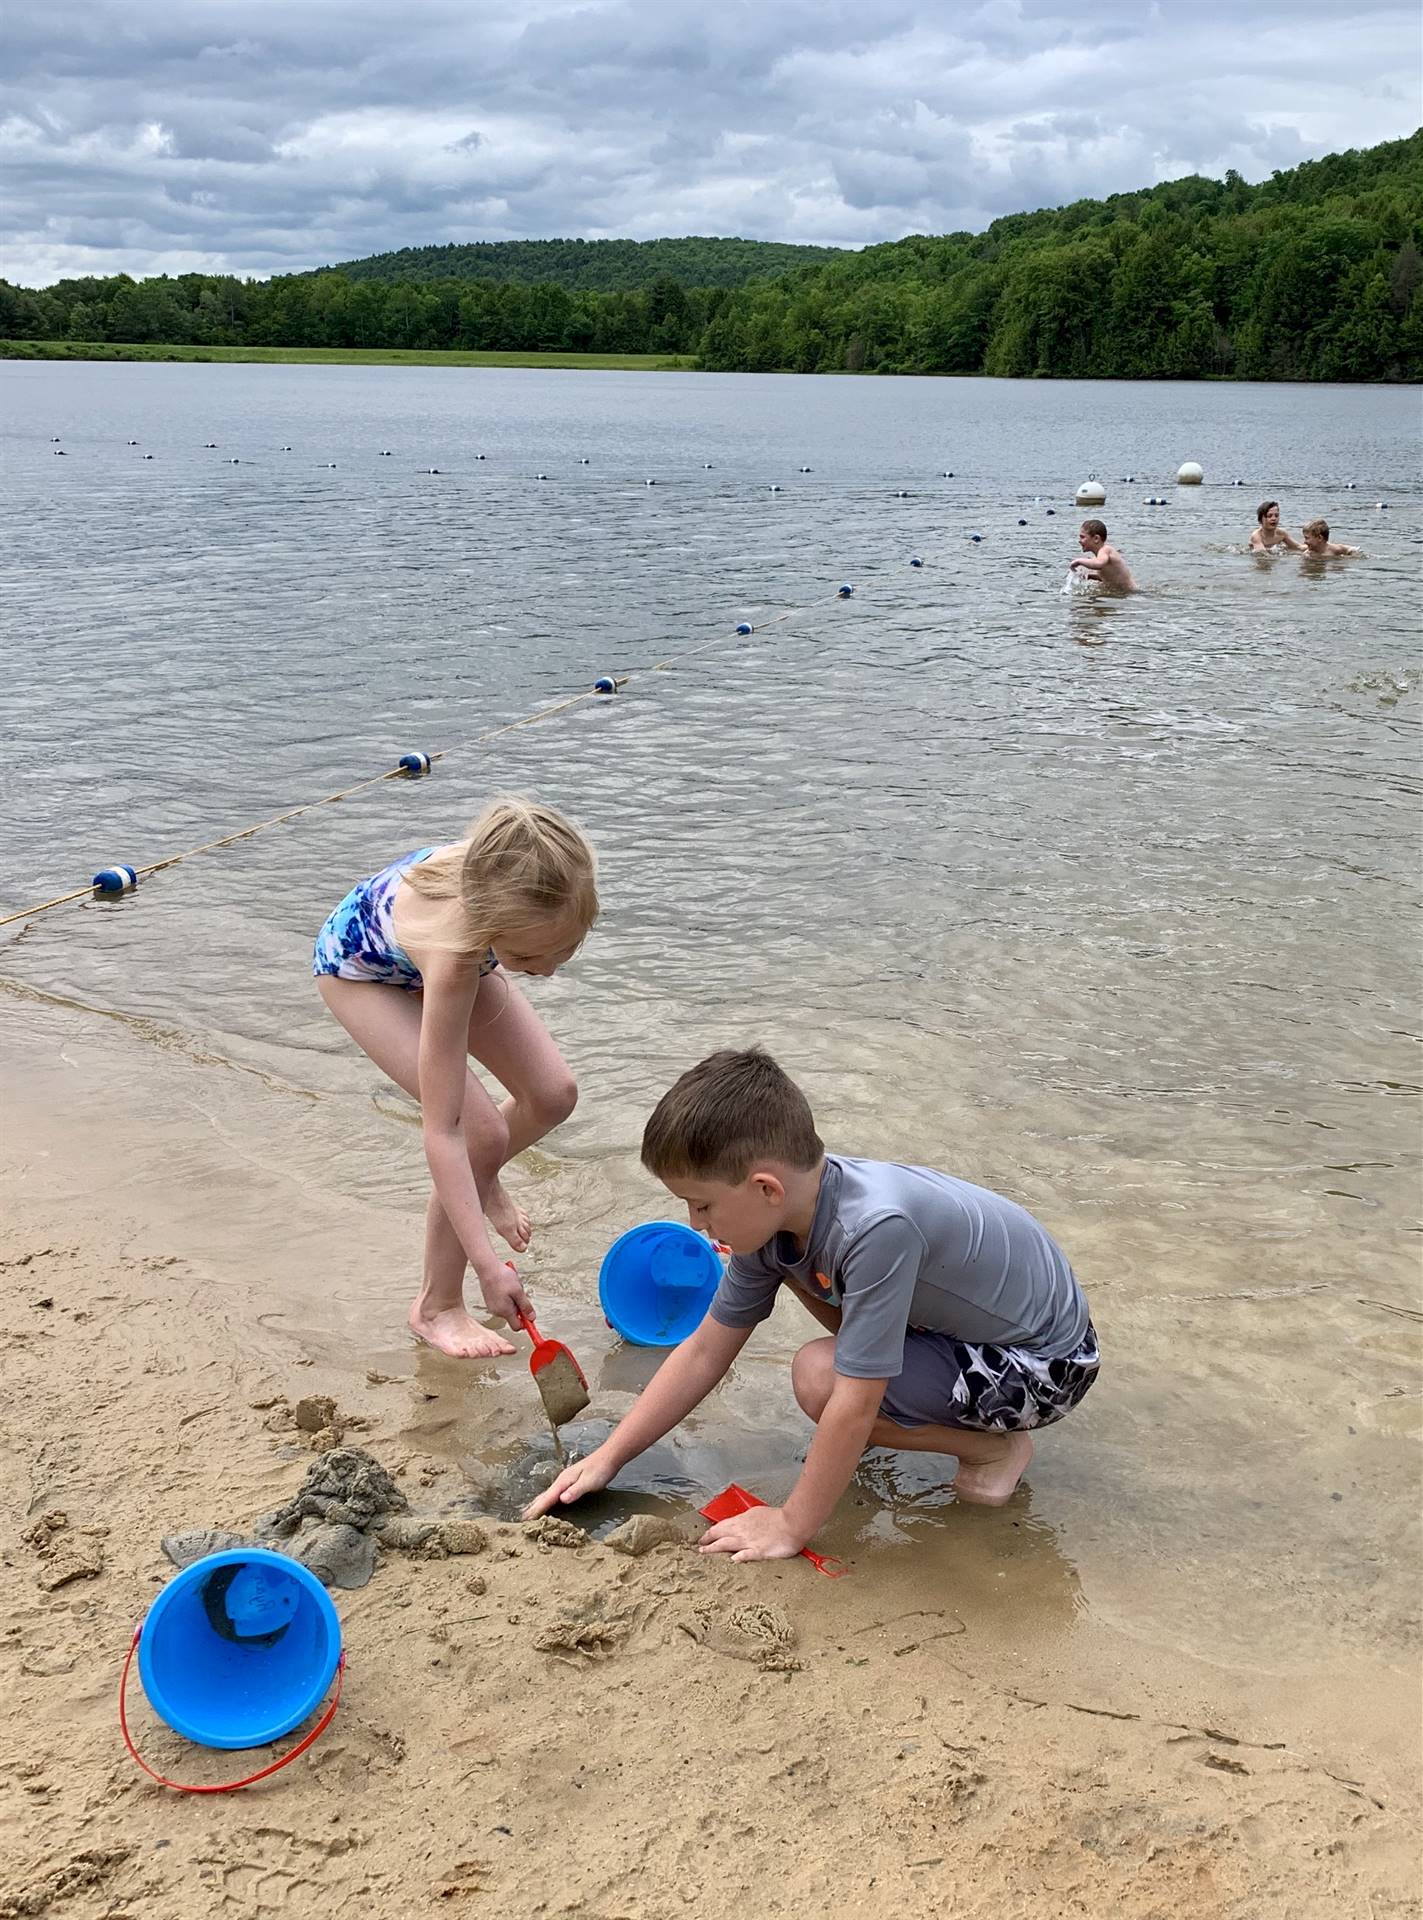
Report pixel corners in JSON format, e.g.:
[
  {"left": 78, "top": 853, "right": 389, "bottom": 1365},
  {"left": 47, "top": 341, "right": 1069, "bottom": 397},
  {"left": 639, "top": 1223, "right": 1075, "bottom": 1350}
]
[{"left": 2, "top": 979, "right": 1418, "bottom": 1920}]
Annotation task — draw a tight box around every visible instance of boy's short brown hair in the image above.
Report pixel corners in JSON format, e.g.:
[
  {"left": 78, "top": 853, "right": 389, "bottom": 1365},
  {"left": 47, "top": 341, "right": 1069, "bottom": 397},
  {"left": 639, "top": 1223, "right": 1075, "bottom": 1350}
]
[
  {"left": 1303, "top": 517, "right": 1329, "bottom": 539},
  {"left": 641, "top": 1048, "right": 824, "bottom": 1183},
  {"left": 1080, "top": 518, "right": 1107, "bottom": 540}
]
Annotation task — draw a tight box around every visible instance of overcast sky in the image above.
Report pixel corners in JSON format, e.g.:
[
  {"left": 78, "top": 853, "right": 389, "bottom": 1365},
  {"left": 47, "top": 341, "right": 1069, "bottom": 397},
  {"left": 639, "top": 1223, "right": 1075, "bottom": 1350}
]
[{"left": 2, "top": 0, "right": 1419, "bottom": 286}]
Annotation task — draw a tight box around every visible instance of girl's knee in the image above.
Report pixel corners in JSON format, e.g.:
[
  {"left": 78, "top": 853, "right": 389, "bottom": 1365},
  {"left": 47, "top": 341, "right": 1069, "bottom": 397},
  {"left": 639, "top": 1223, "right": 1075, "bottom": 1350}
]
[
  {"left": 466, "top": 1106, "right": 511, "bottom": 1176},
  {"left": 529, "top": 1069, "right": 578, "bottom": 1133},
  {"left": 791, "top": 1338, "right": 836, "bottom": 1421}
]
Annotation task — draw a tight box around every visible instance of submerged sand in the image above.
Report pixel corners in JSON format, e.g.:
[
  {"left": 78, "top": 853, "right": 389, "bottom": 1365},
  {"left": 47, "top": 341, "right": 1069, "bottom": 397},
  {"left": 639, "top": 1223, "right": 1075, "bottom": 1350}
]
[{"left": 1, "top": 990, "right": 1419, "bottom": 1920}]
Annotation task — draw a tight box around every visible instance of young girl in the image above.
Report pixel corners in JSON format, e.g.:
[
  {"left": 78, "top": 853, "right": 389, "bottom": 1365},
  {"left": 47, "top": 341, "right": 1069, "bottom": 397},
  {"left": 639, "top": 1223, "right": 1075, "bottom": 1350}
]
[{"left": 313, "top": 797, "right": 598, "bottom": 1359}]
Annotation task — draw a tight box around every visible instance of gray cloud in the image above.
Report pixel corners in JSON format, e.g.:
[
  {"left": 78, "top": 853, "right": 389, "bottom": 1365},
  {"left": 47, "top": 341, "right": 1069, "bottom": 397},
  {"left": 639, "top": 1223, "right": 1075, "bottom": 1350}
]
[{"left": 0, "top": 0, "right": 1418, "bottom": 284}]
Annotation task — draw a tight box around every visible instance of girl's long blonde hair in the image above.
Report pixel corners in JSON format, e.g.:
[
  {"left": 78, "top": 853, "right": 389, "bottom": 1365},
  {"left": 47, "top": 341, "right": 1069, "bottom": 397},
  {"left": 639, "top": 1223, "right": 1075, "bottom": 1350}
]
[{"left": 405, "top": 797, "right": 599, "bottom": 954}]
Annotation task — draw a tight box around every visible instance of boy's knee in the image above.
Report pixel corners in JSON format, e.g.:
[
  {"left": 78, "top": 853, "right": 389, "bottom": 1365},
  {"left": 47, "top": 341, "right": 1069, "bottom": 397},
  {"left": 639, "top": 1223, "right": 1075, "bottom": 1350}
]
[{"left": 791, "top": 1338, "right": 836, "bottom": 1421}]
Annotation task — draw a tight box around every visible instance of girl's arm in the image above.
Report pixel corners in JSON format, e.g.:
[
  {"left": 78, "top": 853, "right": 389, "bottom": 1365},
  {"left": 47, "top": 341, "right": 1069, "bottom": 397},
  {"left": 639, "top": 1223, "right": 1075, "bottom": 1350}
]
[{"left": 413, "top": 950, "right": 522, "bottom": 1310}]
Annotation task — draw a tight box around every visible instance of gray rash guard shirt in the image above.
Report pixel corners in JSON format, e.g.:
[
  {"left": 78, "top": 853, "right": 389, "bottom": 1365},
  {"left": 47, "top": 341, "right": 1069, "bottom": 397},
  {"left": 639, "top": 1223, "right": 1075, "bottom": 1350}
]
[{"left": 709, "top": 1155, "right": 1088, "bottom": 1380}]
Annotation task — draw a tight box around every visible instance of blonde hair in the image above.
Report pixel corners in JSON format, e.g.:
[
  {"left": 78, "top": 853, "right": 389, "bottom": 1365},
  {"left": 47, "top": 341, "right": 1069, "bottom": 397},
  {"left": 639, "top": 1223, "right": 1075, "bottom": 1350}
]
[
  {"left": 642, "top": 1048, "right": 824, "bottom": 1184},
  {"left": 1303, "top": 517, "right": 1329, "bottom": 539},
  {"left": 405, "top": 797, "right": 598, "bottom": 954}
]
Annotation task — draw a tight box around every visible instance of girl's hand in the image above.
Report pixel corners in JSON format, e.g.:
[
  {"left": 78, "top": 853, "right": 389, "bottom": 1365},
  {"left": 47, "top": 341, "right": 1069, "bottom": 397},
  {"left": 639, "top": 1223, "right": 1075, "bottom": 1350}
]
[
  {"left": 522, "top": 1446, "right": 617, "bottom": 1518},
  {"left": 480, "top": 1261, "right": 534, "bottom": 1329}
]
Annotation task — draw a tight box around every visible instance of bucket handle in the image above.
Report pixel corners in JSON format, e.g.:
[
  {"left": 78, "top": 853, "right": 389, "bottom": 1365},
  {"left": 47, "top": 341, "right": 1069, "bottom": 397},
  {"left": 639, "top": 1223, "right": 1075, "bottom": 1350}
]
[{"left": 119, "top": 1626, "right": 345, "bottom": 1794}]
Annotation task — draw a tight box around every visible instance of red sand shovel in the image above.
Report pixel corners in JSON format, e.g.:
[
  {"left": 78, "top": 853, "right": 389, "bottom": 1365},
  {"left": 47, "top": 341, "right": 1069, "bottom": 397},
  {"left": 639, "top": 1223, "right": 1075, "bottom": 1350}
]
[
  {"left": 513, "top": 1307, "right": 590, "bottom": 1428},
  {"left": 699, "top": 1484, "right": 850, "bottom": 1578}
]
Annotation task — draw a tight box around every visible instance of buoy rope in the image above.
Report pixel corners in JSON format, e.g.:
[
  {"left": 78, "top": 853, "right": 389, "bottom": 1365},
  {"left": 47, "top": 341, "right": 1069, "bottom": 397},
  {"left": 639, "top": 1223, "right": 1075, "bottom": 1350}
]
[{"left": 0, "top": 568, "right": 875, "bottom": 931}]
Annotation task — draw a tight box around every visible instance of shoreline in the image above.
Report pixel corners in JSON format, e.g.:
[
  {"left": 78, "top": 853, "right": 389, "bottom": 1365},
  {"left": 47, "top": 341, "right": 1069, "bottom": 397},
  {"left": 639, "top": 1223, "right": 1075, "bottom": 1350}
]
[
  {"left": 4, "top": 342, "right": 1419, "bottom": 384},
  {"left": 0, "top": 980, "right": 1417, "bottom": 1918},
  {"left": 0, "top": 340, "right": 696, "bottom": 371}
]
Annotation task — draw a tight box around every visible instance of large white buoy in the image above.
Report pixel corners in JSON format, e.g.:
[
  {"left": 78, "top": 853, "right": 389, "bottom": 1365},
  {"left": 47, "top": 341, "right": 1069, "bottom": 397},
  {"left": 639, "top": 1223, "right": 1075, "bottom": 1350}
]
[
  {"left": 1075, "top": 479, "right": 1106, "bottom": 506},
  {"left": 1177, "top": 461, "right": 1204, "bottom": 485}
]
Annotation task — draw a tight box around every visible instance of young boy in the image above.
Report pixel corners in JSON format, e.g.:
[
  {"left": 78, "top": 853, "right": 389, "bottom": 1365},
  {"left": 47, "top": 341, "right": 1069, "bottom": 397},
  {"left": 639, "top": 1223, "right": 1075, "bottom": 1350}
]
[
  {"left": 1249, "top": 500, "right": 1302, "bottom": 552},
  {"left": 1301, "top": 517, "right": 1358, "bottom": 557},
  {"left": 1068, "top": 520, "right": 1136, "bottom": 591},
  {"left": 526, "top": 1049, "right": 1098, "bottom": 1562}
]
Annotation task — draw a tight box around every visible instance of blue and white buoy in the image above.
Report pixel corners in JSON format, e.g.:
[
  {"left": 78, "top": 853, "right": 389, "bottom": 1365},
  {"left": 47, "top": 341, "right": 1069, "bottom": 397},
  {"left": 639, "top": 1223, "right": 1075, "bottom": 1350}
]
[
  {"left": 93, "top": 866, "right": 138, "bottom": 896},
  {"left": 798, "top": 466, "right": 812, "bottom": 473},
  {"left": 645, "top": 479, "right": 656, "bottom": 487},
  {"left": 970, "top": 533, "right": 982, "bottom": 542},
  {"left": 909, "top": 557, "right": 923, "bottom": 568},
  {"left": 397, "top": 752, "right": 432, "bottom": 778},
  {"left": 592, "top": 676, "right": 620, "bottom": 695},
  {"left": 768, "top": 484, "right": 782, "bottom": 493},
  {"left": 735, "top": 622, "right": 754, "bottom": 635},
  {"left": 1018, "top": 517, "right": 1027, "bottom": 526},
  {"left": 837, "top": 584, "right": 854, "bottom": 598}
]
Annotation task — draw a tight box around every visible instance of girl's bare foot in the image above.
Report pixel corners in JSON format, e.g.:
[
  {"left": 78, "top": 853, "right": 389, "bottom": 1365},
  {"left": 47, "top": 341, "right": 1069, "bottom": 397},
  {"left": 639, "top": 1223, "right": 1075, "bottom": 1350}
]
[
  {"left": 408, "top": 1301, "right": 515, "bottom": 1359},
  {"left": 952, "top": 1432, "right": 1033, "bottom": 1506},
  {"left": 486, "top": 1177, "right": 532, "bottom": 1253}
]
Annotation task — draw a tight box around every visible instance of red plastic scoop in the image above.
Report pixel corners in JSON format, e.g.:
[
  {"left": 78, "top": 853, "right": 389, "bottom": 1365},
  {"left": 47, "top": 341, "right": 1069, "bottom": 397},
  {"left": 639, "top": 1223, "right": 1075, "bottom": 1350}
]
[
  {"left": 699, "top": 1483, "right": 850, "bottom": 1578},
  {"left": 514, "top": 1309, "right": 590, "bottom": 1427}
]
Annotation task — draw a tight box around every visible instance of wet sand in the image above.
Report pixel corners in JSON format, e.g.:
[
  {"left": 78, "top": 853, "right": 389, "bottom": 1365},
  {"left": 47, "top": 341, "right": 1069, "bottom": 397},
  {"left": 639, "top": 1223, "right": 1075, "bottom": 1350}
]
[{"left": 1, "top": 986, "right": 1418, "bottom": 1920}]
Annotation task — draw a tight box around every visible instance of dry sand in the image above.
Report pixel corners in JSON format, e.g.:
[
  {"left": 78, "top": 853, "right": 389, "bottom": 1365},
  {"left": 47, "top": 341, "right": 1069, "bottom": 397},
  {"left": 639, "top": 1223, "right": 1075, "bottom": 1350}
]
[{"left": 1, "top": 994, "right": 1420, "bottom": 1920}]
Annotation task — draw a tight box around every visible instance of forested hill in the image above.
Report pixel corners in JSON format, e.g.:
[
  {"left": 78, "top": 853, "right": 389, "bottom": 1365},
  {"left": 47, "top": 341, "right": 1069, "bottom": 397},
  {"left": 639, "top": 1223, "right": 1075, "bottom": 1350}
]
[
  {"left": 699, "top": 131, "right": 1423, "bottom": 379},
  {"left": 3, "top": 133, "right": 1419, "bottom": 379},
  {"left": 314, "top": 236, "right": 841, "bottom": 290}
]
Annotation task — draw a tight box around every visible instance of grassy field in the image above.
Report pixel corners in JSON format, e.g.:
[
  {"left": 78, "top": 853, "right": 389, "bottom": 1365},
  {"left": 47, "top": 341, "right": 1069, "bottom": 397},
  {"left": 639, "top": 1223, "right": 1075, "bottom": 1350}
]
[{"left": 0, "top": 340, "right": 696, "bottom": 371}]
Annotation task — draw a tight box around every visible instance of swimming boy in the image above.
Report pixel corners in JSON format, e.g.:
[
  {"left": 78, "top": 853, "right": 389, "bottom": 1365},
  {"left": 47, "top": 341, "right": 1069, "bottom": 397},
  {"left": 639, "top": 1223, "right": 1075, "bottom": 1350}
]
[
  {"left": 1068, "top": 520, "right": 1136, "bottom": 591},
  {"left": 1250, "top": 501, "right": 1302, "bottom": 552},
  {"left": 1301, "top": 517, "right": 1359, "bottom": 557},
  {"left": 527, "top": 1049, "right": 1098, "bottom": 1561}
]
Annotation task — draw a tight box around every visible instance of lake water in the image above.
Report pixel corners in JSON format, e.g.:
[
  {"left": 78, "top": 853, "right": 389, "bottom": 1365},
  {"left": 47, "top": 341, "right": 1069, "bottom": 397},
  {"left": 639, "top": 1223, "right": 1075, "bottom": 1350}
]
[{"left": 1, "top": 363, "right": 1419, "bottom": 1710}]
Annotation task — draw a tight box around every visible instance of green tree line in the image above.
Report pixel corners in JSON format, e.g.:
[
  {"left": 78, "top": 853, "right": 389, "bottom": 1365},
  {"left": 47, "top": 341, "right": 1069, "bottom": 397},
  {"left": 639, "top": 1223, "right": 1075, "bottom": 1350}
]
[
  {"left": 698, "top": 132, "right": 1422, "bottom": 380},
  {"left": 2, "top": 133, "right": 1418, "bottom": 378}
]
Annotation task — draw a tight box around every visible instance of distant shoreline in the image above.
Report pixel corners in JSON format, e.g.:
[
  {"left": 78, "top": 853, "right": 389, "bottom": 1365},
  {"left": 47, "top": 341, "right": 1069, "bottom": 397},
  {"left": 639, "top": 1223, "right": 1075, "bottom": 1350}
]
[{"left": 0, "top": 340, "right": 697, "bottom": 372}]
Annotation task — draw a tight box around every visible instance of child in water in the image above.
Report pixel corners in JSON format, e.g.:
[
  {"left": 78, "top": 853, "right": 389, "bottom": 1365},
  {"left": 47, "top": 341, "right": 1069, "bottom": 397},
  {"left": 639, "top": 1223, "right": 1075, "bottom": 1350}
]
[
  {"left": 528, "top": 1048, "right": 1098, "bottom": 1560},
  {"left": 1301, "top": 517, "right": 1359, "bottom": 557},
  {"left": 313, "top": 798, "right": 598, "bottom": 1358},
  {"left": 1068, "top": 519, "right": 1136, "bottom": 591}
]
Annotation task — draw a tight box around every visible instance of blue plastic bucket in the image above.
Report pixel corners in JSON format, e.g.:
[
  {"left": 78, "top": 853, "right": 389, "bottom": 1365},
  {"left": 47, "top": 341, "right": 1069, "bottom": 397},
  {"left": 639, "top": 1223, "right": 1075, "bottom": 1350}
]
[
  {"left": 136, "top": 1549, "right": 342, "bottom": 1751},
  {"left": 599, "top": 1222, "right": 723, "bottom": 1347}
]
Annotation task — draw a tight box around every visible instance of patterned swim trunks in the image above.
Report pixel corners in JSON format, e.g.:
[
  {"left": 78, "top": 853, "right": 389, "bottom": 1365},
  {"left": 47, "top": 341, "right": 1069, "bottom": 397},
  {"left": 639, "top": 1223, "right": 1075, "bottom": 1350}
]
[{"left": 879, "top": 1321, "right": 1100, "bottom": 1433}]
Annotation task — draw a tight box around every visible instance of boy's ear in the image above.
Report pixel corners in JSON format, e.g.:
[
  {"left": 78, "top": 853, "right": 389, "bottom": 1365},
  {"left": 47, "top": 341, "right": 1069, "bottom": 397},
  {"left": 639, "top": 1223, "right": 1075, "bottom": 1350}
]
[{"left": 749, "top": 1170, "right": 786, "bottom": 1205}]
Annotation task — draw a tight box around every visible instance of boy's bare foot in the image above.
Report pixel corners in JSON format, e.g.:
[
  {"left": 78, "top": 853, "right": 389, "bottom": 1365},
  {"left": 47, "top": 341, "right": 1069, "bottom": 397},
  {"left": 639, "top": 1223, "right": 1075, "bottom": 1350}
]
[
  {"left": 952, "top": 1432, "right": 1033, "bottom": 1506},
  {"left": 486, "top": 1177, "right": 532, "bottom": 1254},
  {"left": 408, "top": 1301, "right": 515, "bottom": 1359}
]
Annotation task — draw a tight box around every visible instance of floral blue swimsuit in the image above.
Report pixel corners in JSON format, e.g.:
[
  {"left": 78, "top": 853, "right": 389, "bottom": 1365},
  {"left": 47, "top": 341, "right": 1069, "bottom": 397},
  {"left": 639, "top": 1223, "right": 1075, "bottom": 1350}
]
[{"left": 312, "top": 847, "right": 497, "bottom": 990}]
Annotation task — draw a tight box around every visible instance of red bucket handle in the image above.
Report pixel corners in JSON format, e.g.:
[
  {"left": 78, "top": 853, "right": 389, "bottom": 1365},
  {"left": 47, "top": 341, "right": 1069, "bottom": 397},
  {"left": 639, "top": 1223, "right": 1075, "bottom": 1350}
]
[{"left": 119, "top": 1627, "right": 345, "bottom": 1794}]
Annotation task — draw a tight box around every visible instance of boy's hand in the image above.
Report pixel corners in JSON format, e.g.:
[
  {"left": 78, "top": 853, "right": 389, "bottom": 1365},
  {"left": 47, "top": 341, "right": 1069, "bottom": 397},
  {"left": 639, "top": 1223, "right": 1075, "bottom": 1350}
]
[
  {"left": 480, "top": 1260, "right": 534, "bottom": 1328},
  {"left": 522, "top": 1446, "right": 617, "bottom": 1519},
  {"left": 699, "top": 1504, "right": 805, "bottom": 1563}
]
